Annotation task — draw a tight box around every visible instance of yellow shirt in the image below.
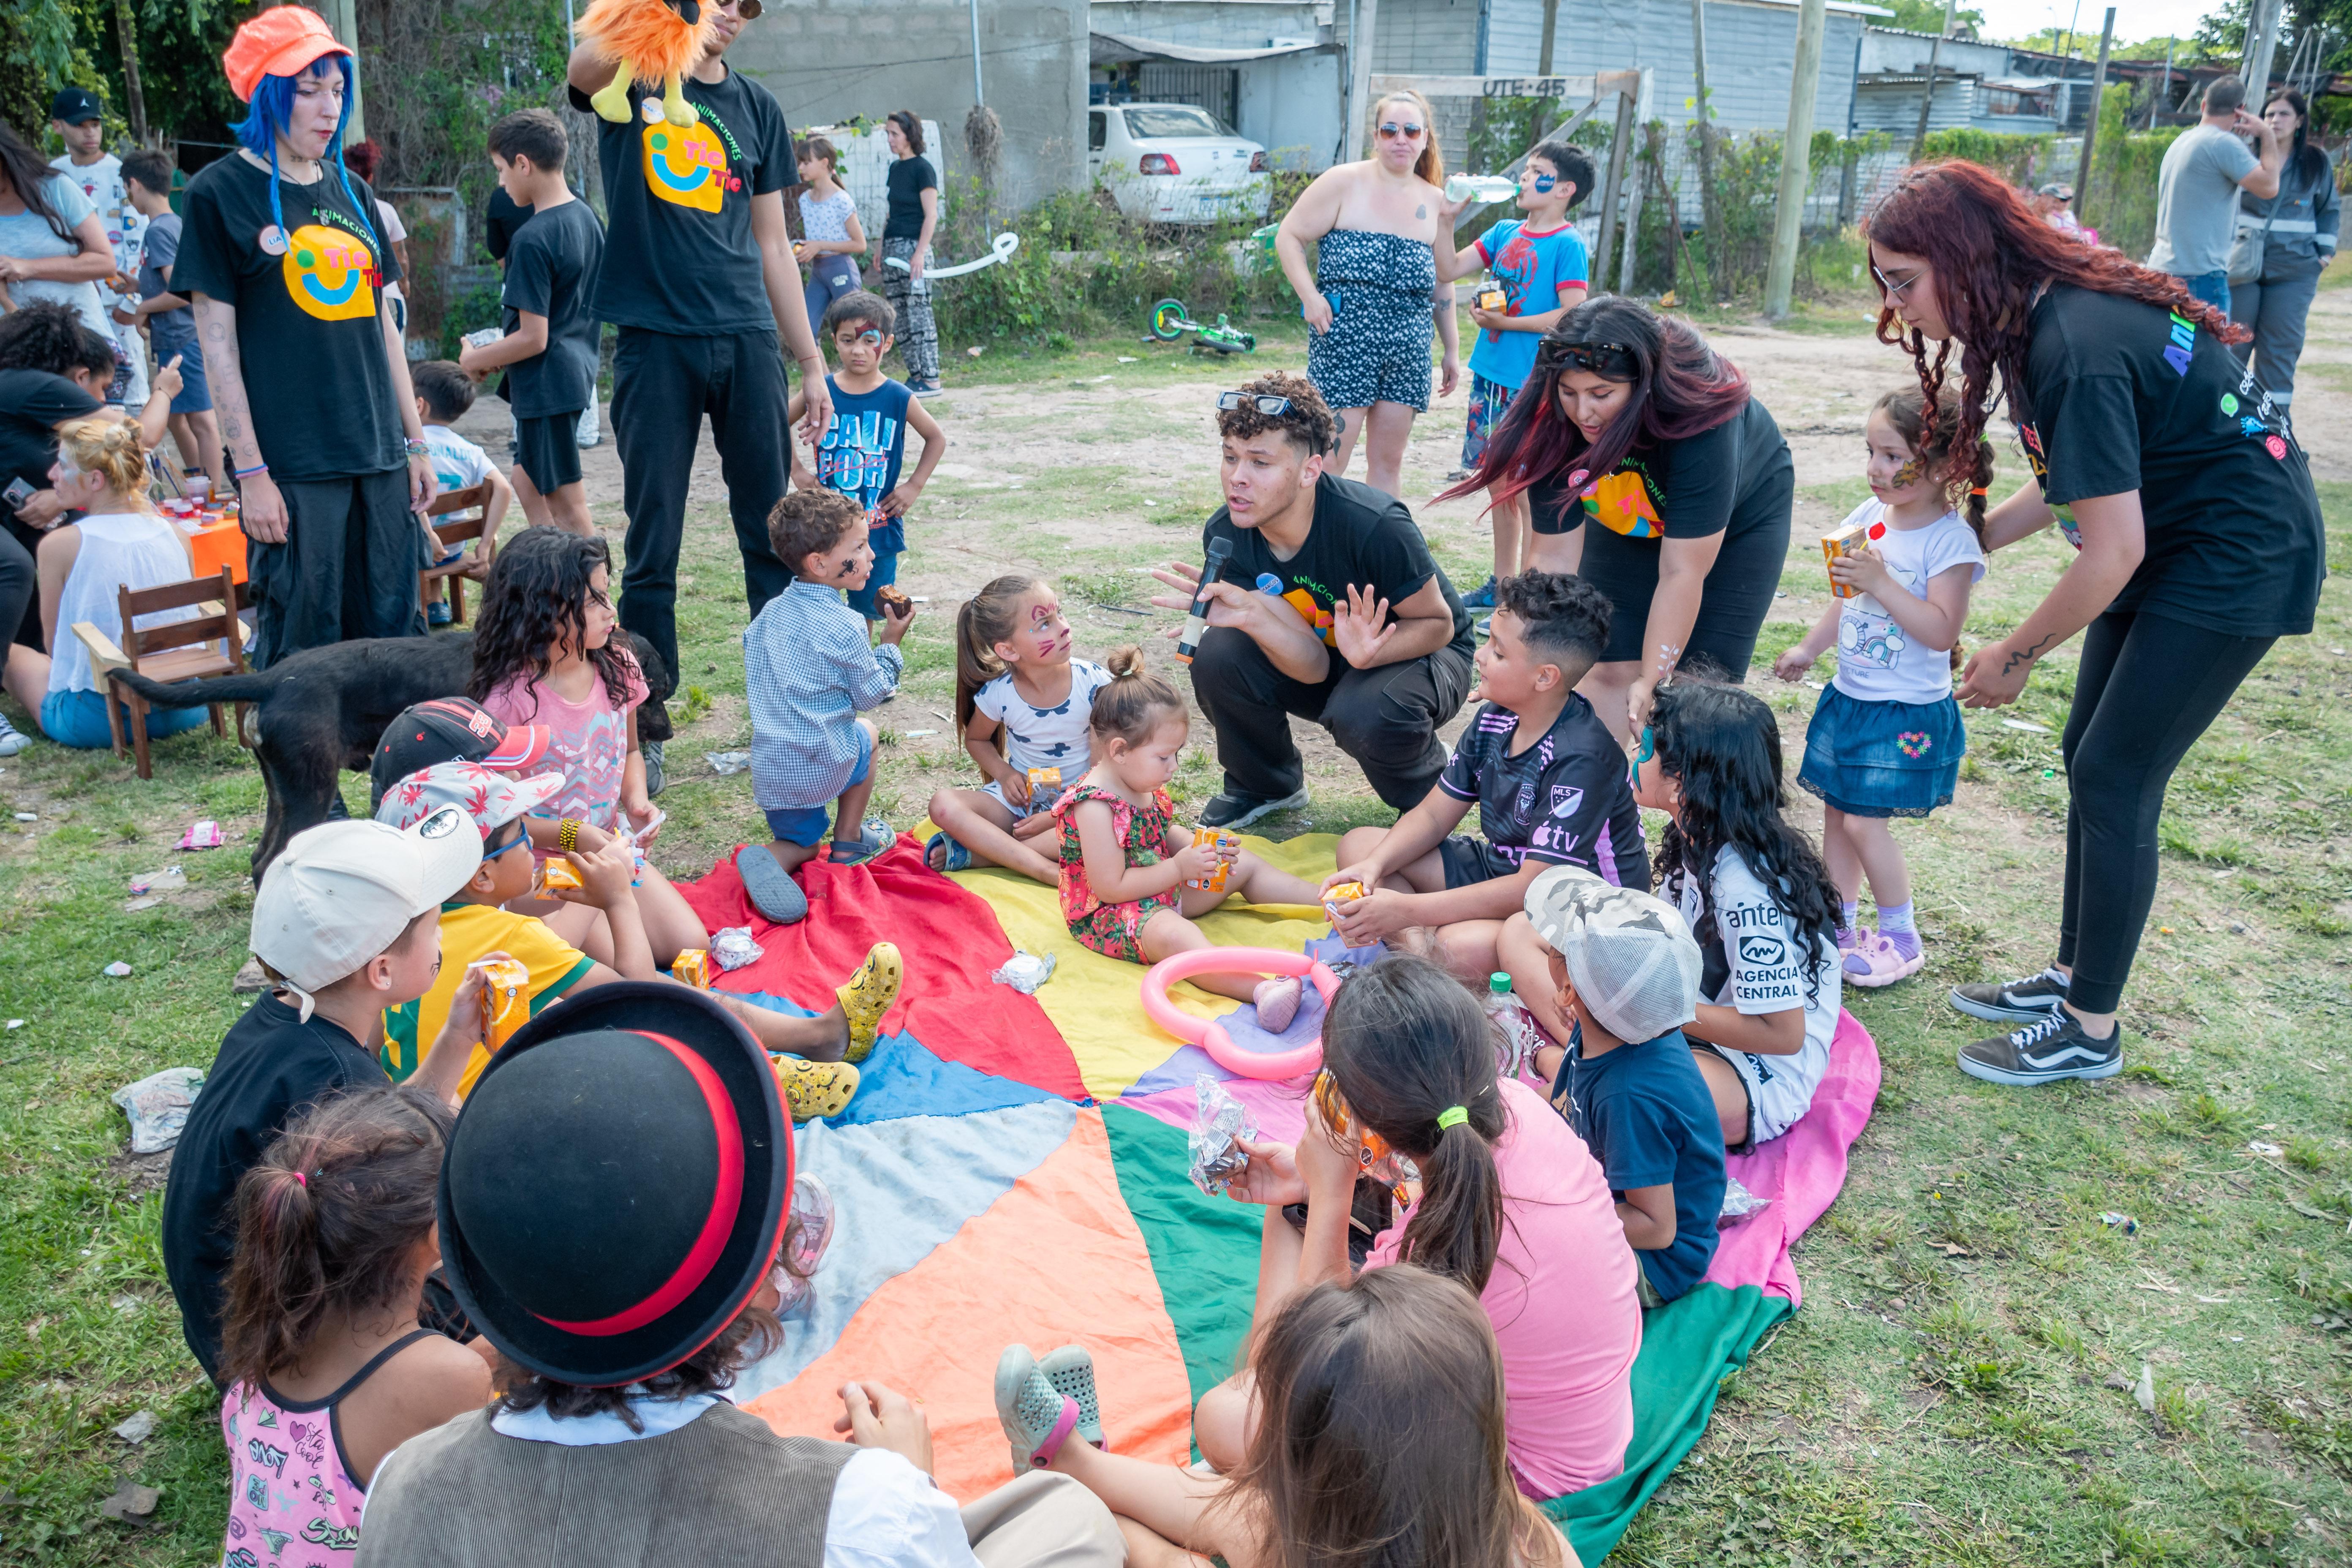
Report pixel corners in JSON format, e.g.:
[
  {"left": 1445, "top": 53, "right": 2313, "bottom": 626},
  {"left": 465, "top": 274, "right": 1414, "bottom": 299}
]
[{"left": 382, "top": 902, "right": 595, "bottom": 1099}]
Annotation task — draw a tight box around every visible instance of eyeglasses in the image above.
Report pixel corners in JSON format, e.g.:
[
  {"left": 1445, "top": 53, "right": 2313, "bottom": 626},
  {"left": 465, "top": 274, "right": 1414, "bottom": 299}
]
[
  {"left": 1216, "top": 391, "right": 1292, "bottom": 416},
  {"left": 725, "top": 0, "right": 763, "bottom": 16},
  {"left": 1539, "top": 340, "right": 1640, "bottom": 378},
  {"left": 1871, "top": 263, "right": 1920, "bottom": 303},
  {"left": 482, "top": 821, "right": 528, "bottom": 862},
  {"left": 1377, "top": 121, "right": 1425, "bottom": 140}
]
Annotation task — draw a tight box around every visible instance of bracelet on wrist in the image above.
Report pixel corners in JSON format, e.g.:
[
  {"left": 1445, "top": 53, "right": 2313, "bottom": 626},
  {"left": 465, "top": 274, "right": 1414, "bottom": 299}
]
[
  {"left": 233, "top": 462, "right": 269, "bottom": 479},
  {"left": 557, "top": 817, "right": 582, "bottom": 854},
  {"left": 403, "top": 436, "right": 429, "bottom": 458}
]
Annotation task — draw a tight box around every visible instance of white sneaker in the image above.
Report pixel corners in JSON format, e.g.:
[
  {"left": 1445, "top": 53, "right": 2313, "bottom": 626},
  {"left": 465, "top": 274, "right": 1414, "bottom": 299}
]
[{"left": 0, "top": 715, "right": 30, "bottom": 757}]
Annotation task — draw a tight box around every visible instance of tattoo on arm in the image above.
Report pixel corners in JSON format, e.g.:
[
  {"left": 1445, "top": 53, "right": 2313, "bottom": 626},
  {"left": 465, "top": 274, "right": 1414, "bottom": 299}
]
[
  {"left": 2001, "top": 632, "right": 2059, "bottom": 675},
  {"left": 1654, "top": 641, "right": 1684, "bottom": 679}
]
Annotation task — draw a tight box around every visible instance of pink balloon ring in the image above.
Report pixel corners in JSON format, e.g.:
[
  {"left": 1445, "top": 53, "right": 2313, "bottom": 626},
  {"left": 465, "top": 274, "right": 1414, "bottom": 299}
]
[{"left": 1140, "top": 947, "right": 1341, "bottom": 1080}]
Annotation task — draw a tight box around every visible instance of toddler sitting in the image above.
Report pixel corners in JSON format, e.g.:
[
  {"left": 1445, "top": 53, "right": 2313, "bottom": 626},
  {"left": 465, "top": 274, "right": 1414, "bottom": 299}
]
[{"left": 1054, "top": 649, "right": 1321, "bottom": 1024}]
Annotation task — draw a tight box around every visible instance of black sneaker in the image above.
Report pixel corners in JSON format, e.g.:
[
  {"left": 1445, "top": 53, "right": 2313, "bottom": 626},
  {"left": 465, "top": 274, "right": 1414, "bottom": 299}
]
[
  {"left": 1949, "top": 969, "right": 2069, "bottom": 1025},
  {"left": 1198, "top": 785, "right": 1310, "bottom": 830},
  {"left": 1957, "top": 1010, "right": 2124, "bottom": 1087}
]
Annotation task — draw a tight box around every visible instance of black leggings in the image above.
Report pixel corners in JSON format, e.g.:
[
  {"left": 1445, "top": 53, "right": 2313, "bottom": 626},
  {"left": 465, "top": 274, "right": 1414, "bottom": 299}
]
[{"left": 2057, "top": 608, "right": 2275, "bottom": 1014}]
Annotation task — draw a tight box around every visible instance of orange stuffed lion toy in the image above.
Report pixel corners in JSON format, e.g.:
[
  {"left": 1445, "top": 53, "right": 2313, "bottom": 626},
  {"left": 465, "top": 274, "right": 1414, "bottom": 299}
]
[{"left": 576, "top": 0, "right": 716, "bottom": 128}]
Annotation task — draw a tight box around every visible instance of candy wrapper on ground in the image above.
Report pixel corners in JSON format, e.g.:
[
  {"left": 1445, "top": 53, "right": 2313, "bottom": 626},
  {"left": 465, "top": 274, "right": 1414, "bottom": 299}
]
[
  {"left": 1720, "top": 1175, "right": 1771, "bottom": 1225},
  {"left": 991, "top": 950, "right": 1056, "bottom": 994},
  {"left": 178, "top": 820, "right": 224, "bottom": 849},
  {"left": 112, "top": 1066, "right": 205, "bottom": 1154},
  {"left": 1188, "top": 1074, "right": 1257, "bottom": 1198},
  {"left": 712, "top": 926, "right": 765, "bottom": 971}
]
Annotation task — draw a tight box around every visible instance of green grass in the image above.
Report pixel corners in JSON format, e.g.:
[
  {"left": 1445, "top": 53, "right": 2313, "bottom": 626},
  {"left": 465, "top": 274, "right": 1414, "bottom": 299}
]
[{"left": 3, "top": 322, "right": 2351, "bottom": 1564}]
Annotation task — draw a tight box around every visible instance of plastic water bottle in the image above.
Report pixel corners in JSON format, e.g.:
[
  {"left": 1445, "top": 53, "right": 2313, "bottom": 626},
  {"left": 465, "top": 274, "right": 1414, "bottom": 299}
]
[
  {"left": 1483, "top": 972, "right": 1544, "bottom": 1081},
  {"left": 1446, "top": 173, "right": 1519, "bottom": 205}
]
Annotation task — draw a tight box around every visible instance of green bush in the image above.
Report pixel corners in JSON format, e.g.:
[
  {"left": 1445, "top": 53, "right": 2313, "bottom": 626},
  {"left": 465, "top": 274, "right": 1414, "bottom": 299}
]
[
  {"left": 1917, "top": 125, "right": 2055, "bottom": 185},
  {"left": 2083, "top": 85, "right": 2183, "bottom": 261}
]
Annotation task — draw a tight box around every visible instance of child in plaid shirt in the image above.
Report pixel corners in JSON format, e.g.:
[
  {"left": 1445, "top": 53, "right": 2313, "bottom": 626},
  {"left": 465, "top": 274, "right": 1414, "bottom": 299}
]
[{"left": 739, "top": 489, "right": 916, "bottom": 924}]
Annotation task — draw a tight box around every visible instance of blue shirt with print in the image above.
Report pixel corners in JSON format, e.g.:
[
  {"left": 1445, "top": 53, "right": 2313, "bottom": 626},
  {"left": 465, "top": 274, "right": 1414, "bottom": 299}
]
[
  {"left": 1550, "top": 1024, "right": 1726, "bottom": 1302},
  {"left": 816, "top": 375, "right": 915, "bottom": 555},
  {"left": 1468, "top": 219, "right": 1590, "bottom": 391}
]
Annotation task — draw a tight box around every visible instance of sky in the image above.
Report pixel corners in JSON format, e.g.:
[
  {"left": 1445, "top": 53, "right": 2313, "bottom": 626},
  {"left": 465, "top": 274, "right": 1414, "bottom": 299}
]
[{"left": 1971, "top": 0, "right": 2218, "bottom": 46}]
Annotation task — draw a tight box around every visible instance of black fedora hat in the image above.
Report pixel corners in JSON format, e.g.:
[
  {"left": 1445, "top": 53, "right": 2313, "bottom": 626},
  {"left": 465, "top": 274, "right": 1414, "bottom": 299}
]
[{"left": 437, "top": 982, "right": 791, "bottom": 1386}]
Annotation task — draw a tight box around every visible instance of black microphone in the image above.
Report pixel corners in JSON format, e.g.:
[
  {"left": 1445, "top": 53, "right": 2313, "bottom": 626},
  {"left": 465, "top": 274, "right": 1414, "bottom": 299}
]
[{"left": 1175, "top": 537, "right": 1234, "bottom": 666}]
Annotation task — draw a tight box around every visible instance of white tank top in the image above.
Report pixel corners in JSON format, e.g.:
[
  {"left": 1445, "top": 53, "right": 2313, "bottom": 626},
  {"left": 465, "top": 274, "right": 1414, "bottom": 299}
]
[{"left": 48, "top": 511, "right": 198, "bottom": 695}]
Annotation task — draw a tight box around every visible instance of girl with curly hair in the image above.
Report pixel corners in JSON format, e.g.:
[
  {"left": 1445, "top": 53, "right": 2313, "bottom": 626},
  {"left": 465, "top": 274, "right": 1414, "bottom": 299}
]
[
  {"left": 1863, "top": 160, "right": 2325, "bottom": 1088},
  {"left": 470, "top": 526, "right": 707, "bottom": 965}
]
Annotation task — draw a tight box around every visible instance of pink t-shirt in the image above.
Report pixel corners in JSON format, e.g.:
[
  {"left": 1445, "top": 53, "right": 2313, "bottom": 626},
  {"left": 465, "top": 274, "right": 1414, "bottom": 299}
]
[
  {"left": 1366, "top": 1077, "right": 1642, "bottom": 1497},
  {"left": 220, "top": 1380, "right": 368, "bottom": 1560},
  {"left": 482, "top": 649, "right": 649, "bottom": 832}
]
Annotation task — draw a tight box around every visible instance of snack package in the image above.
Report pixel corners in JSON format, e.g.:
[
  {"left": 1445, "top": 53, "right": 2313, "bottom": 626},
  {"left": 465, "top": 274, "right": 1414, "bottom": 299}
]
[
  {"left": 991, "top": 949, "right": 1056, "bottom": 993},
  {"left": 710, "top": 926, "right": 765, "bottom": 972},
  {"left": 461, "top": 327, "right": 503, "bottom": 350},
  {"left": 673, "top": 950, "right": 713, "bottom": 989},
  {"left": 110, "top": 1066, "right": 206, "bottom": 1155},
  {"left": 481, "top": 956, "right": 531, "bottom": 1048},
  {"left": 1820, "top": 517, "right": 1884, "bottom": 599},
  {"left": 1189, "top": 1074, "right": 1257, "bottom": 1198},
  {"left": 1185, "top": 826, "right": 1239, "bottom": 892},
  {"left": 1323, "top": 879, "right": 1367, "bottom": 924},
  {"left": 1719, "top": 1175, "right": 1772, "bottom": 1225}
]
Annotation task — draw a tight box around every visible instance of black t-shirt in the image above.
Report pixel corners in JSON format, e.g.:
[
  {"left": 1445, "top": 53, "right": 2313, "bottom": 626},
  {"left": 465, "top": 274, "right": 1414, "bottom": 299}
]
[
  {"left": 1437, "top": 694, "right": 1650, "bottom": 885},
  {"left": 1526, "top": 397, "right": 1792, "bottom": 544},
  {"left": 161, "top": 994, "right": 389, "bottom": 1382},
  {"left": 500, "top": 199, "right": 604, "bottom": 418},
  {"left": 0, "top": 368, "right": 99, "bottom": 498},
  {"left": 884, "top": 155, "right": 938, "bottom": 240},
  {"left": 172, "top": 153, "right": 406, "bottom": 482},
  {"left": 2017, "top": 283, "right": 2326, "bottom": 638},
  {"left": 566, "top": 69, "right": 794, "bottom": 335},
  {"left": 485, "top": 185, "right": 531, "bottom": 263},
  {"left": 1201, "top": 473, "right": 1476, "bottom": 667}
]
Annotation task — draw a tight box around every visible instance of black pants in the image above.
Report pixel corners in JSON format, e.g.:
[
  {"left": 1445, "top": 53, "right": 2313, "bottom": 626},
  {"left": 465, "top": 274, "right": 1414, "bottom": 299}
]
[
  {"left": 2057, "top": 607, "right": 2275, "bottom": 1014},
  {"left": 3, "top": 520, "right": 38, "bottom": 653},
  {"left": 249, "top": 468, "right": 426, "bottom": 668},
  {"left": 609, "top": 326, "right": 794, "bottom": 692},
  {"left": 1189, "top": 624, "right": 1473, "bottom": 811}
]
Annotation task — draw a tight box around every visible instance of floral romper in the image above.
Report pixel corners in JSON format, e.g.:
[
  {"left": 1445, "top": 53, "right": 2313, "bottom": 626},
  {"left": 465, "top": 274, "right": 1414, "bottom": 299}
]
[{"left": 1054, "top": 781, "right": 1182, "bottom": 963}]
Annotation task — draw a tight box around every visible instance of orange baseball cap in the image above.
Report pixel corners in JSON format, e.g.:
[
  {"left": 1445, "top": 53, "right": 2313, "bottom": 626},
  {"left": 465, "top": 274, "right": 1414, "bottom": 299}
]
[{"left": 223, "top": 6, "right": 352, "bottom": 104}]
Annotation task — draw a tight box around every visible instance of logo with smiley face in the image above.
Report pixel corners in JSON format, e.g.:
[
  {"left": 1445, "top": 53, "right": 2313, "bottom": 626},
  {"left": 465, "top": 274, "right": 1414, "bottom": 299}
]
[
  {"left": 643, "top": 121, "right": 729, "bottom": 212},
  {"left": 280, "top": 224, "right": 378, "bottom": 322}
]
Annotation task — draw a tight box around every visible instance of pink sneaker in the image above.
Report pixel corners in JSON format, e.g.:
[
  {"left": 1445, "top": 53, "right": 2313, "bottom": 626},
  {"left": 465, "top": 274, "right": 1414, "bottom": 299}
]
[{"left": 1843, "top": 933, "right": 1925, "bottom": 988}]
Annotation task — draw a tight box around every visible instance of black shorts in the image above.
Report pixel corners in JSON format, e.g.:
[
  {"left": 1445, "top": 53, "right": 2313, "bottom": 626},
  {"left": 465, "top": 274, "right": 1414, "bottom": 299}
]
[
  {"left": 1567, "top": 517, "right": 1792, "bottom": 681},
  {"left": 514, "top": 411, "right": 583, "bottom": 495},
  {"left": 1438, "top": 834, "right": 1518, "bottom": 888}
]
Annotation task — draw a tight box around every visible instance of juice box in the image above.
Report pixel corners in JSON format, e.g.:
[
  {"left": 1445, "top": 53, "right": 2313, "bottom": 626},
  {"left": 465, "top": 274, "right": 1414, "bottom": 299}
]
[
  {"left": 534, "top": 857, "right": 582, "bottom": 895},
  {"left": 674, "top": 950, "right": 713, "bottom": 989},
  {"left": 1185, "top": 827, "right": 1238, "bottom": 892},
  {"left": 1820, "top": 520, "right": 1874, "bottom": 599},
  {"left": 1026, "top": 766, "right": 1062, "bottom": 796},
  {"left": 481, "top": 957, "right": 531, "bottom": 1048},
  {"left": 1323, "top": 879, "right": 1367, "bottom": 924},
  {"left": 1476, "top": 284, "right": 1507, "bottom": 313}
]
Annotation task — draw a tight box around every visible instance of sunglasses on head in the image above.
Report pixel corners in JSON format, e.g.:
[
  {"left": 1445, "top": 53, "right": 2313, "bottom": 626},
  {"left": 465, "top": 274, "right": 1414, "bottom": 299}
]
[
  {"left": 1540, "top": 340, "right": 1639, "bottom": 378},
  {"left": 1377, "top": 121, "right": 1425, "bottom": 140},
  {"left": 1217, "top": 391, "right": 1292, "bottom": 416}
]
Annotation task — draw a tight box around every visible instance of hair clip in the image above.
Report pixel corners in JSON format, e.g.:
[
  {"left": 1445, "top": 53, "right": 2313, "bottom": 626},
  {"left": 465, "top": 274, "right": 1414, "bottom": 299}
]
[{"left": 1969, "top": 486, "right": 1987, "bottom": 497}]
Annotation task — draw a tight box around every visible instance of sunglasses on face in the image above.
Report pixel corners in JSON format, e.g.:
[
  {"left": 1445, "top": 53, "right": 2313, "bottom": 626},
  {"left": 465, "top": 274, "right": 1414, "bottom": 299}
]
[
  {"left": 726, "top": 0, "right": 763, "bottom": 16},
  {"left": 482, "top": 821, "right": 528, "bottom": 862},
  {"left": 1377, "top": 121, "right": 1425, "bottom": 140},
  {"left": 1540, "top": 340, "right": 1639, "bottom": 378},
  {"left": 1217, "top": 391, "right": 1292, "bottom": 416}
]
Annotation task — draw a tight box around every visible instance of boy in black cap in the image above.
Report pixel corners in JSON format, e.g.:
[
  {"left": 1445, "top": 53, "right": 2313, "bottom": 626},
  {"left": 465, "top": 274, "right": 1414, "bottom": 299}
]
[{"left": 356, "top": 985, "right": 1125, "bottom": 1568}]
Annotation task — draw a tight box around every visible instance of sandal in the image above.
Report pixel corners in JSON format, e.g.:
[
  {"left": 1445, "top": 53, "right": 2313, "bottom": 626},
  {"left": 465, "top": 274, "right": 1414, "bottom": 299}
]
[
  {"left": 740, "top": 849, "right": 810, "bottom": 925},
  {"left": 828, "top": 819, "right": 894, "bottom": 866},
  {"left": 770, "top": 1055, "right": 860, "bottom": 1122},
  {"left": 835, "top": 942, "right": 902, "bottom": 1064},
  {"left": 1039, "top": 1344, "right": 1105, "bottom": 1450},
  {"left": 1843, "top": 933, "right": 1925, "bottom": 988},
  {"left": 925, "top": 830, "right": 975, "bottom": 874},
  {"left": 995, "top": 1345, "right": 1101, "bottom": 1472}
]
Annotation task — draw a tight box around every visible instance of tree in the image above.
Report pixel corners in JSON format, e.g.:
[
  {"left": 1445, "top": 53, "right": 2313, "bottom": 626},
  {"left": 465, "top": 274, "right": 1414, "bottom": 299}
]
[{"left": 1880, "top": 0, "right": 1984, "bottom": 34}]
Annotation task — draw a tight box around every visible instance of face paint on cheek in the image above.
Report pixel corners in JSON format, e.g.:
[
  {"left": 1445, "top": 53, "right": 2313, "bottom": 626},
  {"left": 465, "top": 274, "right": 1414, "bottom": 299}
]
[
  {"left": 1533, "top": 172, "right": 1557, "bottom": 193},
  {"left": 1629, "top": 724, "right": 1655, "bottom": 789},
  {"left": 1891, "top": 457, "right": 1925, "bottom": 488}
]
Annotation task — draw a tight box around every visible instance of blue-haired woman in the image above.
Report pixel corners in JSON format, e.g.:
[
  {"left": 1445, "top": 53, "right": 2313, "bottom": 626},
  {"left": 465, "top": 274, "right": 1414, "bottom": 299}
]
[{"left": 174, "top": 7, "right": 436, "bottom": 665}]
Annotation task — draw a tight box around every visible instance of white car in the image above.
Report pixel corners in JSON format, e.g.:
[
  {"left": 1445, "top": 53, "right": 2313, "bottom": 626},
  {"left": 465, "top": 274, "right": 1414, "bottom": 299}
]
[{"left": 1088, "top": 102, "right": 1271, "bottom": 225}]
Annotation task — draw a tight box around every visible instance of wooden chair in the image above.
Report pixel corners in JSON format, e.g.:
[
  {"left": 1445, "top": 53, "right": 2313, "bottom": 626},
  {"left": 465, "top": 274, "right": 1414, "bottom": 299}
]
[
  {"left": 418, "top": 482, "right": 496, "bottom": 626},
  {"left": 73, "top": 566, "right": 250, "bottom": 780}
]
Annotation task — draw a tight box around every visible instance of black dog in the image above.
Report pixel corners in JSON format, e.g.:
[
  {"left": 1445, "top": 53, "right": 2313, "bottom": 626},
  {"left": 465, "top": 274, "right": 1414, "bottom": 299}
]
[{"left": 113, "top": 632, "right": 673, "bottom": 879}]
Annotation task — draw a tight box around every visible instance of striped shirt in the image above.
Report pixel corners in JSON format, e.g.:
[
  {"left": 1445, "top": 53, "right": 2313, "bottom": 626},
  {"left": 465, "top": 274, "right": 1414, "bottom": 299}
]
[{"left": 746, "top": 579, "right": 904, "bottom": 810}]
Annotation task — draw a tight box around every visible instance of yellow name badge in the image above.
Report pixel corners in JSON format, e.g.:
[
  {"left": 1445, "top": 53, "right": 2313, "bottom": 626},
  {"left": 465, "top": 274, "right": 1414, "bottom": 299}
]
[
  {"left": 280, "top": 223, "right": 378, "bottom": 322},
  {"left": 643, "top": 120, "right": 729, "bottom": 212}
]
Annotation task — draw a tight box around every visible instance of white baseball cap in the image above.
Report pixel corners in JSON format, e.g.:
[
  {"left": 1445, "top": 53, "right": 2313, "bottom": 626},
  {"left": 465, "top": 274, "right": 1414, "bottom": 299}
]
[
  {"left": 1523, "top": 864, "right": 1702, "bottom": 1044},
  {"left": 250, "top": 808, "right": 484, "bottom": 1015}
]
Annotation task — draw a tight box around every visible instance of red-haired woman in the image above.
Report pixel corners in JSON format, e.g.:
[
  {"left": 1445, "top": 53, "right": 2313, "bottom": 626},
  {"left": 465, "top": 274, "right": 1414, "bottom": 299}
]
[
  {"left": 1442, "top": 295, "right": 1793, "bottom": 743},
  {"left": 1864, "top": 160, "right": 2325, "bottom": 1088}
]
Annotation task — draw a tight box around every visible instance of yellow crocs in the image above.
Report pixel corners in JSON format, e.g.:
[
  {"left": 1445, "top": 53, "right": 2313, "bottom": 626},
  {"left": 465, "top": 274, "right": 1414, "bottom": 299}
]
[
  {"left": 772, "top": 1056, "right": 860, "bottom": 1122},
  {"left": 836, "top": 942, "right": 902, "bottom": 1064}
]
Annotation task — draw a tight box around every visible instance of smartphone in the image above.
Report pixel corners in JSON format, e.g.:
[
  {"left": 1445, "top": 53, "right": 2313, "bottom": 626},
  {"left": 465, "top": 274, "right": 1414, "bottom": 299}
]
[{"left": 2, "top": 477, "right": 35, "bottom": 514}]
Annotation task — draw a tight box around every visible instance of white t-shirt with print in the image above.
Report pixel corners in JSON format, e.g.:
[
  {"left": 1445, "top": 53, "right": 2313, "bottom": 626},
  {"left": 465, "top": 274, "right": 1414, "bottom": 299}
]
[
  {"left": 972, "top": 658, "right": 1111, "bottom": 774},
  {"left": 52, "top": 152, "right": 147, "bottom": 316},
  {"left": 1672, "top": 844, "right": 1840, "bottom": 1133},
  {"left": 423, "top": 424, "right": 495, "bottom": 495},
  {"left": 1829, "top": 499, "right": 1985, "bottom": 706}
]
